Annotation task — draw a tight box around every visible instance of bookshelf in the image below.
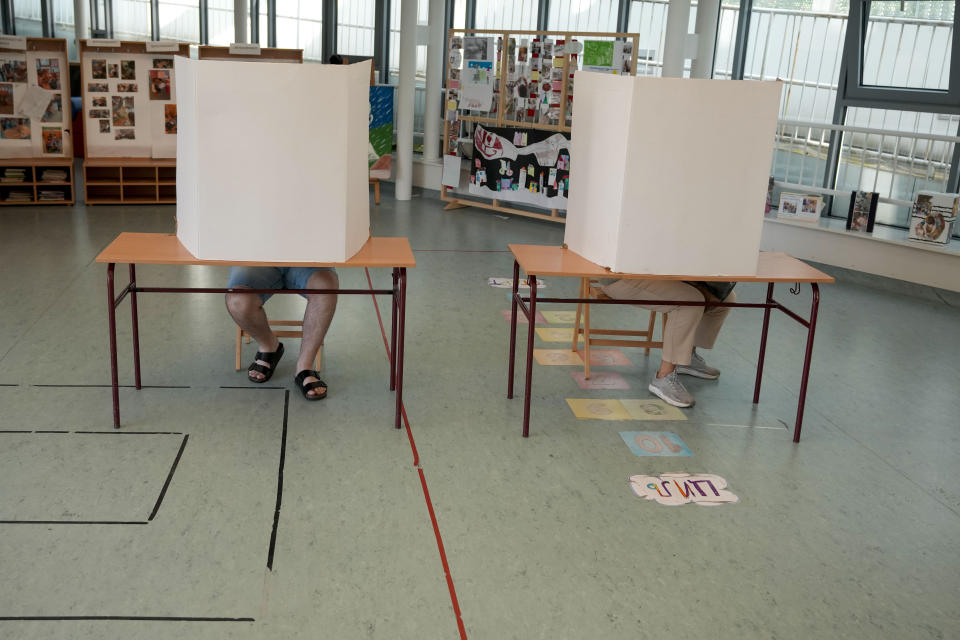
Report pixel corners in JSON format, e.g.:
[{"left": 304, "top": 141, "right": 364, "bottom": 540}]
[
  {"left": 83, "top": 156, "right": 176, "bottom": 204},
  {"left": 0, "top": 158, "right": 74, "bottom": 205},
  {"left": 0, "top": 37, "right": 75, "bottom": 205}
]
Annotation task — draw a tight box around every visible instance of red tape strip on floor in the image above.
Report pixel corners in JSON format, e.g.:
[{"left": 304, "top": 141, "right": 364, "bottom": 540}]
[{"left": 365, "top": 268, "right": 467, "bottom": 640}]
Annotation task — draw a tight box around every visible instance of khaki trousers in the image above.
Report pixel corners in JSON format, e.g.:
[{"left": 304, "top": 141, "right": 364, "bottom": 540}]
[{"left": 600, "top": 279, "right": 735, "bottom": 366}]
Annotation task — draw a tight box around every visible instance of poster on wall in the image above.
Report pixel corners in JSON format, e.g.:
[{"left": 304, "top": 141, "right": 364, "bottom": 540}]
[
  {"left": 0, "top": 48, "right": 70, "bottom": 159},
  {"left": 468, "top": 124, "right": 571, "bottom": 209},
  {"left": 83, "top": 48, "right": 179, "bottom": 158},
  {"left": 461, "top": 36, "right": 495, "bottom": 112},
  {"left": 368, "top": 85, "right": 393, "bottom": 179}
]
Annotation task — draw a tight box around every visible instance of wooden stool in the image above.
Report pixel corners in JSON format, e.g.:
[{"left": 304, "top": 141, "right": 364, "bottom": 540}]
[
  {"left": 369, "top": 177, "right": 381, "bottom": 204},
  {"left": 572, "top": 278, "right": 665, "bottom": 379},
  {"left": 235, "top": 320, "right": 322, "bottom": 371}
]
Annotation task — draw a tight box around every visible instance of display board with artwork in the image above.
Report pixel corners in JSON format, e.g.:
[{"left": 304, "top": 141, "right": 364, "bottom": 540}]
[
  {"left": 442, "top": 29, "right": 639, "bottom": 223},
  {"left": 0, "top": 37, "right": 74, "bottom": 204},
  {"left": 80, "top": 40, "right": 189, "bottom": 159}
]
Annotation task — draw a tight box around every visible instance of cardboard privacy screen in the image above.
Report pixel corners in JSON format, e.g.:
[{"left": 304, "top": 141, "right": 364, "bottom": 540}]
[
  {"left": 176, "top": 57, "right": 371, "bottom": 262},
  {"left": 564, "top": 75, "right": 782, "bottom": 276}
]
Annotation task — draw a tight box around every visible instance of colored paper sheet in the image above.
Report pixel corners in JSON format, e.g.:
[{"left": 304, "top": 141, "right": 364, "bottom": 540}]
[
  {"left": 534, "top": 349, "right": 584, "bottom": 366},
  {"left": 619, "top": 431, "right": 692, "bottom": 456},
  {"left": 536, "top": 327, "right": 582, "bottom": 343},
  {"left": 542, "top": 310, "right": 578, "bottom": 324},
  {"left": 566, "top": 398, "right": 631, "bottom": 420},
  {"left": 500, "top": 309, "right": 546, "bottom": 324},
  {"left": 576, "top": 349, "right": 631, "bottom": 366},
  {"left": 571, "top": 371, "right": 629, "bottom": 390},
  {"left": 620, "top": 399, "right": 688, "bottom": 421}
]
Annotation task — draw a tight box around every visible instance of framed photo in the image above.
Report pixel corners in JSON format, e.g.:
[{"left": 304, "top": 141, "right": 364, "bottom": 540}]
[
  {"left": 778, "top": 192, "right": 820, "bottom": 222},
  {"left": 846, "top": 191, "right": 878, "bottom": 233}
]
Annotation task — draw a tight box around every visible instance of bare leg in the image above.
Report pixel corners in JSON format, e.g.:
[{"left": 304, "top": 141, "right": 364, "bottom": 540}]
[
  {"left": 296, "top": 270, "right": 339, "bottom": 398},
  {"left": 225, "top": 289, "right": 280, "bottom": 381}
]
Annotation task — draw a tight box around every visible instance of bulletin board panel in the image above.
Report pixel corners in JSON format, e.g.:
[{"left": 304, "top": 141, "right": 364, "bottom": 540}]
[
  {"left": 197, "top": 46, "right": 303, "bottom": 63},
  {"left": 0, "top": 37, "right": 74, "bottom": 204},
  {"left": 79, "top": 39, "right": 190, "bottom": 204},
  {"left": 442, "top": 29, "right": 640, "bottom": 224}
]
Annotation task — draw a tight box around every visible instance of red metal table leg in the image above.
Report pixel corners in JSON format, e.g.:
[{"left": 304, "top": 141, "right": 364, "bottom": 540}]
[
  {"left": 521, "top": 273, "right": 538, "bottom": 437},
  {"left": 507, "top": 260, "right": 520, "bottom": 399},
  {"left": 753, "top": 283, "right": 775, "bottom": 404},
  {"left": 394, "top": 267, "right": 407, "bottom": 429},
  {"left": 107, "top": 263, "right": 120, "bottom": 429},
  {"left": 390, "top": 267, "right": 399, "bottom": 391},
  {"left": 793, "top": 283, "right": 820, "bottom": 443},
  {"left": 129, "top": 264, "right": 142, "bottom": 390}
]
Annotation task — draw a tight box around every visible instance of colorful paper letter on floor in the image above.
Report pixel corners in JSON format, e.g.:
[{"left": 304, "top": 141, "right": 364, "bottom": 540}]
[
  {"left": 619, "top": 431, "right": 692, "bottom": 456},
  {"left": 629, "top": 473, "right": 738, "bottom": 506}
]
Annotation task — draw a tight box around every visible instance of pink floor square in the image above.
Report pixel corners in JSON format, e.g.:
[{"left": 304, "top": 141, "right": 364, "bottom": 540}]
[
  {"left": 576, "top": 349, "right": 632, "bottom": 366},
  {"left": 571, "top": 371, "right": 630, "bottom": 390}
]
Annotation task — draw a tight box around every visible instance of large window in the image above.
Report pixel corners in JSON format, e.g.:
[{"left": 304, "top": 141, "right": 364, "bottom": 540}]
[
  {"left": 208, "top": 0, "right": 236, "bottom": 45},
  {"left": 862, "top": 0, "right": 953, "bottom": 90},
  {"left": 549, "top": 0, "right": 619, "bottom": 32},
  {"left": 475, "top": 0, "right": 538, "bottom": 30},
  {"left": 338, "top": 0, "right": 375, "bottom": 57},
  {"left": 158, "top": 0, "right": 200, "bottom": 43},
  {"left": 276, "top": 0, "right": 323, "bottom": 61},
  {"left": 115, "top": 0, "right": 152, "bottom": 40}
]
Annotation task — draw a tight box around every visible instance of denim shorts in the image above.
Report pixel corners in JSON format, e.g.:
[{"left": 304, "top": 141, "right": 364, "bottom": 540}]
[{"left": 227, "top": 266, "right": 337, "bottom": 303}]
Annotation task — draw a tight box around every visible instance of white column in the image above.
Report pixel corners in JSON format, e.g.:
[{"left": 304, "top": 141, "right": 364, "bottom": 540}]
[
  {"left": 395, "top": 0, "right": 418, "bottom": 201},
  {"left": 73, "top": 0, "right": 88, "bottom": 50},
  {"left": 662, "top": 0, "right": 691, "bottom": 78},
  {"left": 422, "top": 0, "right": 445, "bottom": 162},
  {"left": 234, "top": 0, "right": 249, "bottom": 43},
  {"left": 690, "top": 0, "right": 721, "bottom": 79}
]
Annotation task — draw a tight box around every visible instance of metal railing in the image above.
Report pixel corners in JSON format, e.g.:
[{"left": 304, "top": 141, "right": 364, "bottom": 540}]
[{"left": 773, "top": 118, "right": 959, "bottom": 232}]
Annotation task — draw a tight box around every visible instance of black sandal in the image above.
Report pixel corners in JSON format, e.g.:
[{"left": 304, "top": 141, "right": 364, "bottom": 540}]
[
  {"left": 248, "top": 342, "right": 284, "bottom": 383},
  {"left": 295, "top": 369, "right": 328, "bottom": 401}
]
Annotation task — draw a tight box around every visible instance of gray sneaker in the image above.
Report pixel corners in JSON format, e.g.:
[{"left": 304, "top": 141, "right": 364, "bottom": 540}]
[
  {"left": 676, "top": 351, "right": 720, "bottom": 380},
  {"left": 648, "top": 371, "right": 695, "bottom": 408}
]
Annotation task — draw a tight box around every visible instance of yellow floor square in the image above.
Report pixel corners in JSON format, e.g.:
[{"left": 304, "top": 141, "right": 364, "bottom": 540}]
[
  {"left": 536, "top": 327, "right": 583, "bottom": 343},
  {"left": 620, "top": 399, "right": 689, "bottom": 421},
  {"left": 534, "top": 349, "right": 584, "bottom": 365},
  {"left": 542, "top": 310, "right": 578, "bottom": 324},
  {"left": 565, "top": 398, "right": 632, "bottom": 421}
]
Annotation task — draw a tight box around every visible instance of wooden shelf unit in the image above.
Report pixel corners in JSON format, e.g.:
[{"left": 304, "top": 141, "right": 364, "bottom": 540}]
[
  {"left": 0, "top": 158, "right": 75, "bottom": 205},
  {"left": 83, "top": 158, "right": 176, "bottom": 204},
  {"left": 79, "top": 40, "right": 191, "bottom": 206},
  {"left": 0, "top": 38, "right": 75, "bottom": 206}
]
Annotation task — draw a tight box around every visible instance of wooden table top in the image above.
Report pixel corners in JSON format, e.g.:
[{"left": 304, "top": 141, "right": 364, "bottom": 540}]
[
  {"left": 508, "top": 244, "right": 834, "bottom": 283},
  {"left": 96, "top": 233, "right": 416, "bottom": 268}
]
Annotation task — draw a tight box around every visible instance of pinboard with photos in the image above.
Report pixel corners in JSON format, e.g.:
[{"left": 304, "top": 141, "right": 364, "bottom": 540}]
[
  {"left": 0, "top": 37, "right": 74, "bottom": 204},
  {"left": 441, "top": 29, "right": 640, "bottom": 224},
  {"left": 80, "top": 39, "right": 190, "bottom": 159}
]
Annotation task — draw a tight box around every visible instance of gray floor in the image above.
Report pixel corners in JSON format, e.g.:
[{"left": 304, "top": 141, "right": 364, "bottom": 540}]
[{"left": 1, "top": 186, "right": 958, "bottom": 639}]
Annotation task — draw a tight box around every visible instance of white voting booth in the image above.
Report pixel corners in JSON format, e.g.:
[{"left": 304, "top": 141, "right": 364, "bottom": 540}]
[
  {"left": 564, "top": 74, "right": 782, "bottom": 276},
  {"left": 175, "top": 57, "right": 371, "bottom": 262}
]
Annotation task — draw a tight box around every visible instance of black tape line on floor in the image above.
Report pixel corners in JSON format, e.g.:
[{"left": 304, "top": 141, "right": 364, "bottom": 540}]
[
  {"left": 148, "top": 434, "right": 189, "bottom": 522},
  {"left": 0, "top": 521, "right": 148, "bottom": 525},
  {"left": 266, "top": 390, "right": 289, "bottom": 571},
  {"left": 0, "top": 616, "right": 255, "bottom": 622}
]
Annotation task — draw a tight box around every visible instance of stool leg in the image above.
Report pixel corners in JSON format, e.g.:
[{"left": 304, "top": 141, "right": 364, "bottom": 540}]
[
  {"left": 645, "top": 311, "right": 656, "bottom": 356},
  {"left": 583, "top": 297, "right": 592, "bottom": 379},
  {"left": 235, "top": 327, "right": 243, "bottom": 371},
  {"left": 572, "top": 277, "right": 585, "bottom": 352}
]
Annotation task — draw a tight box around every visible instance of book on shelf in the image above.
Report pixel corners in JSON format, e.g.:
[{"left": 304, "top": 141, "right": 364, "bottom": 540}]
[
  {"left": 5, "top": 191, "right": 33, "bottom": 202},
  {"left": 846, "top": 191, "right": 878, "bottom": 233},
  {"left": 39, "top": 169, "right": 68, "bottom": 182},
  {"left": 38, "top": 190, "right": 66, "bottom": 201},
  {"left": 2, "top": 168, "right": 27, "bottom": 182}
]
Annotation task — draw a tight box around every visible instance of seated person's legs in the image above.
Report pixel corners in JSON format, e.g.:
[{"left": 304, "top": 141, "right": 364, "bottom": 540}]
[
  {"left": 284, "top": 267, "right": 338, "bottom": 399},
  {"left": 602, "top": 279, "right": 730, "bottom": 408},
  {"left": 225, "top": 267, "right": 284, "bottom": 382}
]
